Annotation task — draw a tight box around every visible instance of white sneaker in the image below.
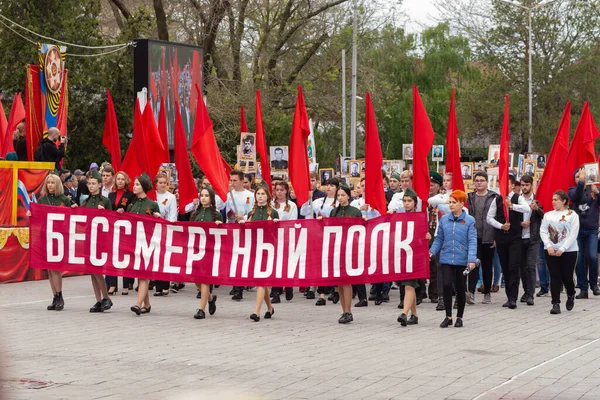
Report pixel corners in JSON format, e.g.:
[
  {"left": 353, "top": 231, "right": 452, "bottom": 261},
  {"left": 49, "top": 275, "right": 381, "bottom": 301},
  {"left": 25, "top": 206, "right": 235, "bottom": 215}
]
[
  {"left": 482, "top": 293, "right": 491, "bottom": 304},
  {"left": 466, "top": 292, "right": 475, "bottom": 305}
]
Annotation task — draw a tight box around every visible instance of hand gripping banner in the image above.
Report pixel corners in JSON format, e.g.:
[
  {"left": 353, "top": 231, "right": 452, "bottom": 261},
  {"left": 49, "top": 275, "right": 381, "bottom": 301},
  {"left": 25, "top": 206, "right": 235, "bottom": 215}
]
[{"left": 29, "top": 204, "right": 430, "bottom": 286}]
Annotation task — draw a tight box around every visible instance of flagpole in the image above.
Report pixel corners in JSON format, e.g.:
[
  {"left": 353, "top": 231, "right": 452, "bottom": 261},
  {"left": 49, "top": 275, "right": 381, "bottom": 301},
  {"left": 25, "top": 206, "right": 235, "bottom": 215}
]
[
  {"left": 342, "top": 49, "right": 347, "bottom": 158},
  {"left": 350, "top": 0, "right": 357, "bottom": 160}
]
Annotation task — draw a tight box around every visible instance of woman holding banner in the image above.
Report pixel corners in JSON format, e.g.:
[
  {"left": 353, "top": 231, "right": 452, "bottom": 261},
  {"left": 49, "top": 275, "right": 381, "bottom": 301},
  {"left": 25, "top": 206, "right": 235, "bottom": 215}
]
[
  {"left": 106, "top": 171, "right": 135, "bottom": 295},
  {"left": 118, "top": 174, "right": 161, "bottom": 316},
  {"left": 241, "top": 184, "right": 279, "bottom": 322},
  {"left": 271, "top": 181, "right": 298, "bottom": 303},
  {"left": 190, "top": 186, "right": 222, "bottom": 320},
  {"left": 34, "top": 174, "right": 74, "bottom": 311},
  {"left": 325, "top": 183, "right": 363, "bottom": 324},
  {"left": 83, "top": 170, "right": 114, "bottom": 313},
  {"left": 301, "top": 178, "right": 339, "bottom": 305},
  {"left": 429, "top": 190, "right": 477, "bottom": 328}
]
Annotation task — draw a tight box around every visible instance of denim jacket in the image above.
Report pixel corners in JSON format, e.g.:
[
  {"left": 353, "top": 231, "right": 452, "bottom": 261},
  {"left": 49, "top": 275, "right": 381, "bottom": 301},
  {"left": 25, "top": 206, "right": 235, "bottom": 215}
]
[{"left": 429, "top": 210, "right": 478, "bottom": 266}]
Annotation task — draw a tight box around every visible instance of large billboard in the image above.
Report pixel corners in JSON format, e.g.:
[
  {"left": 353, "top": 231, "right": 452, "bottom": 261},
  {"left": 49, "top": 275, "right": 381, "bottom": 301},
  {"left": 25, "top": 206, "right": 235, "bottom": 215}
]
[{"left": 134, "top": 39, "right": 203, "bottom": 149}]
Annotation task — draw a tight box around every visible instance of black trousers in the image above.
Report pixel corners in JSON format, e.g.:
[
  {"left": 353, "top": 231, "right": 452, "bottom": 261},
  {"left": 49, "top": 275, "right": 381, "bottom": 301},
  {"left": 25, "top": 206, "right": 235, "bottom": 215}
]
[
  {"left": 545, "top": 251, "right": 577, "bottom": 305},
  {"left": 468, "top": 239, "right": 495, "bottom": 295},
  {"left": 429, "top": 255, "right": 440, "bottom": 300},
  {"left": 442, "top": 264, "right": 466, "bottom": 318},
  {"left": 496, "top": 239, "right": 522, "bottom": 302},
  {"left": 155, "top": 280, "right": 170, "bottom": 292},
  {"left": 520, "top": 239, "right": 539, "bottom": 298},
  {"left": 352, "top": 284, "right": 366, "bottom": 301},
  {"left": 105, "top": 275, "right": 135, "bottom": 290}
]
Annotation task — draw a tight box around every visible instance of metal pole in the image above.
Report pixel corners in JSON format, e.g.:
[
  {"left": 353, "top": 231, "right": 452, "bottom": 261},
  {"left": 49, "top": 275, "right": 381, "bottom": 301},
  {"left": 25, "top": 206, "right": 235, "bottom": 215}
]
[
  {"left": 350, "top": 0, "right": 357, "bottom": 160},
  {"left": 342, "top": 50, "right": 347, "bottom": 158},
  {"left": 527, "top": 8, "right": 533, "bottom": 152}
]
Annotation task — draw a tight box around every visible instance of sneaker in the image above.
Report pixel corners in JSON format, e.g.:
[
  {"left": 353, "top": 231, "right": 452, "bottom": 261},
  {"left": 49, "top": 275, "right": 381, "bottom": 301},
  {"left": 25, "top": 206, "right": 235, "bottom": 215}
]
[
  {"left": 466, "top": 292, "right": 475, "bottom": 305},
  {"left": 194, "top": 309, "right": 206, "bottom": 319},
  {"left": 536, "top": 288, "right": 549, "bottom": 297},
  {"left": 566, "top": 295, "right": 574, "bottom": 311},
  {"left": 436, "top": 301, "right": 445, "bottom": 311},
  {"left": 482, "top": 293, "right": 491, "bottom": 304},
  {"left": 575, "top": 291, "right": 588, "bottom": 299},
  {"left": 550, "top": 303, "right": 561, "bottom": 314}
]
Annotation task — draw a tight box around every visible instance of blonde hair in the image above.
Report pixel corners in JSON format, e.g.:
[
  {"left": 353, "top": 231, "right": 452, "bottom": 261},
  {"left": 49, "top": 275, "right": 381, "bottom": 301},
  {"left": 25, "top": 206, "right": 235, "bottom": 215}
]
[
  {"left": 400, "top": 170, "right": 413, "bottom": 180},
  {"left": 42, "top": 174, "right": 64, "bottom": 197},
  {"left": 114, "top": 171, "right": 131, "bottom": 191}
]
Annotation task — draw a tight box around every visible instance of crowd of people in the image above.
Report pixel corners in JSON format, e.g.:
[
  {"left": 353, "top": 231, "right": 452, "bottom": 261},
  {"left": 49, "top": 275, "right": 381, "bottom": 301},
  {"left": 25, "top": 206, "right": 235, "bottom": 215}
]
[{"left": 29, "top": 153, "right": 600, "bottom": 328}]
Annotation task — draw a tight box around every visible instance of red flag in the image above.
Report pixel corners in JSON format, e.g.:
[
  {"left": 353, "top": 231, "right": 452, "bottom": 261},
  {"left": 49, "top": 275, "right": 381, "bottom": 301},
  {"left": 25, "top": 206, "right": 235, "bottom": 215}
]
[
  {"left": 121, "top": 100, "right": 148, "bottom": 181},
  {"left": 412, "top": 86, "right": 435, "bottom": 206},
  {"left": 149, "top": 69, "right": 158, "bottom": 101},
  {"left": 190, "top": 84, "right": 231, "bottom": 201},
  {"left": 173, "top": 101, "right": 197, "bottom": 212},
  {"left": 536, "top": 103, "right": 570, "bottom": 212},
  {"left": 565, "top": 102, "right": 600, "bottom": 183},
  {"left": 142, "top": 102, "right": 167, "bottom": 179},
  {"left": 25, "top": 65, "right": 44, "bottom": 161},
  {"left": 364, "top": 93, "right": 387, "bottom": 216},
  {"left": 0, "top": 98, "right": 7, "bottom": 154},
  {"left": 158, "top": 97, "right": 170, "bottom": 161},
  {"left": 240, "top": 105, "right": 248, "bottom": 134},
  {"left": 288, "top": 87, "right": 311, "bottom": 206},
  {"left": 1, "top": 93, "right": 25, "bottom": 157},
  {"left": 102, "top": 90, "right": 121, "bottom": 170},
  {"left": 498, "top": 94, "right": 510, "bottom": 219},
  {"left": 445, "top": 89, "right": 464, "bottom": 192},
  {"left": 255, "top": 91, "right": 272, "bottom": 192},
  {"left": 55, "top": 70, "right": 69, "bottom": 143}
]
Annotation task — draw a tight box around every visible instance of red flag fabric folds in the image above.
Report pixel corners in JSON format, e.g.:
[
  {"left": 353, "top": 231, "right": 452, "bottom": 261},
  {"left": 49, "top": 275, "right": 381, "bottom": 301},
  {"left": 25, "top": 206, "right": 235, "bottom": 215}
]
[
  {"left": 2, "top": 93, "right": 25, "bottom": 157},
  {"left": 142, "top": 102, "right": 168, "bottom": 180},
  {"left": 498, "top": 95, "right": 510, "bottom": 219},
  {"left": 536, "top": 103, "right": 570, "bottom": 212},
  {"left": 0, "top": 99, "right": 7, "bottom": 154},
  {"left": 120, "top": 100, "right": 148, "bottom": 181},
  {"left": 288, "top": 87, "right": 312, "bottom": 206},
  {"left": 364, "top": 92, "right": 387, "bottom": 216},
  {"left": 158, "top": 97, "right": 170, "bottom": 161},
  {"left": 190, "top": 84, "right": 231, "bottom": 201},
  {"left": 565, "top": 102, "right": 600, "bottom": 184},
  {"left": 412, "top": 86, "right": 435, "bottom": 206},
  {"left": 255, "top": 91, "right": 272, "bottom": 192},
  {"left": 445, "top": 89, "right": 464, "bottom": 192},
  {"left": 240, "top": 105, "right": 248, "bottom": 134},
  {"left": 173, "top": 101, "right": 197, "bottom": 212},
  {"left": 102, "top": 90, "right": 121, "bottom": 170}
]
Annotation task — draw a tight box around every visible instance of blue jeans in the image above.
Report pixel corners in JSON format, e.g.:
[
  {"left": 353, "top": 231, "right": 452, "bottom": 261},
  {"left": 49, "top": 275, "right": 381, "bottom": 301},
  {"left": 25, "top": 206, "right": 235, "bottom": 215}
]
[
  {"left": 537, "top": 243, "right": 549, "bottom": 291},
  {"left": 576, "top": 229, "right": 599, "bottom": 291}
]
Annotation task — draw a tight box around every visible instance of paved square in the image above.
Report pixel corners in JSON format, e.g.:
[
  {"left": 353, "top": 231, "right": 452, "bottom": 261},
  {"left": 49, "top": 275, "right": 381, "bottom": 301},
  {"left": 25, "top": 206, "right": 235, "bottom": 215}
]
[{"left": 1, "top": 276, "right": 600, "bottom": 399}]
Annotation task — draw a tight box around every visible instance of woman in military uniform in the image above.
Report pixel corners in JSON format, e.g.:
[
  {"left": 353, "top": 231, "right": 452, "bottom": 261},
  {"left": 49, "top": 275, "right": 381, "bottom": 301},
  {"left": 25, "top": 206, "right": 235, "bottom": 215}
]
[
  {"left": 106, "top": 171, "right": 135, "bottom": 295},
  {"left": 242, "top": 184, "right": 279, "bottom": 322},
  {"left": 323, "top": 184, "right": 364, "bottom": 324},
  {"left": 190, "top": 186, "right": 222, "bottom": 320},
  {"left": 83, "top": 170, "right": 113, "bottom": 313},
  {"left": 36, "top": 173, "right": 74, "bottom": 311},
  {"left": 117, "top": 174, "right": 160, "bottom": 316}
]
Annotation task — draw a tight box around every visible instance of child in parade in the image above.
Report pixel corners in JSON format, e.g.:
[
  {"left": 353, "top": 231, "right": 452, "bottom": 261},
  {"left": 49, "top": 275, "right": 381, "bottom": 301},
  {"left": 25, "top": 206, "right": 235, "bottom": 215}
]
[{"left": 271, "top": 181, "right": 298, "bottom": 303}]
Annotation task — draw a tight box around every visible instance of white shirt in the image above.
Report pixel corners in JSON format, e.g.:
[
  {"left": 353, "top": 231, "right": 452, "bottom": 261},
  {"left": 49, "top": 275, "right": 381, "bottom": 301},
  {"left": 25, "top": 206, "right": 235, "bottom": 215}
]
[
  {"left": 226, "top": 189, "right": 254, "bottom": 222},
  {"left": 521, "top": 193, "right": 534, "bottom": 239},
  {"left": 271, "top": 200, "right": 298, "bottom": 220},
  {"left": 101, "top": 185, "right": 113, "bottom": 199},
  {"left": 540, "top": 209, "right": 580, "bottom": 252},
  {"left": 156, "top": 191, "right": 178, "bottom": 222},
  {"left": 486, "top": 191, "right": 530, "bottom": 229},
  {"left": 300, "top": 197, "right": 338, "bottom": 219},
  {"left": 350, "top": 197, "right": 381, "bottom": 219},
  {"left": 388, "top": 192, "right": 422, "bottom": 213}
]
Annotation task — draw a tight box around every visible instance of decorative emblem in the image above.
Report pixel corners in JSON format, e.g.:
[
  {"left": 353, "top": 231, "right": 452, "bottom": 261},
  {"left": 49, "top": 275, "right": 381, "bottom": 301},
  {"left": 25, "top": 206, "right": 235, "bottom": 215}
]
[{"left": 44, "top": 46, "right": 63, "bottom": 94}]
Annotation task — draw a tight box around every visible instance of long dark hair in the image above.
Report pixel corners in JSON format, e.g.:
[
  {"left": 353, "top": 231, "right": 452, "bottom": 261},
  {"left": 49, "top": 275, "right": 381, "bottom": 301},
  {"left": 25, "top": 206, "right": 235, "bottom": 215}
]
[
  {"left": 273, "top": 181, "right": 291, "bottom": 212},
  {"left": 74, "top": 179, "right": 90, "bottom": 205},
  {"left": 248, "top": 187, "right": 274, "bottom": 221},
  {"left": 190, "top": 187, "right": 219, "bottom": 221}
]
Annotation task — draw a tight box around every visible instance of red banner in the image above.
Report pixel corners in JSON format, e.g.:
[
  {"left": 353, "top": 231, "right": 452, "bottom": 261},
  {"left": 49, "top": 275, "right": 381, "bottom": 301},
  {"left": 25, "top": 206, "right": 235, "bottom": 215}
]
[{"left": 29, "top": 204, "right": 430, "bottom": 286}]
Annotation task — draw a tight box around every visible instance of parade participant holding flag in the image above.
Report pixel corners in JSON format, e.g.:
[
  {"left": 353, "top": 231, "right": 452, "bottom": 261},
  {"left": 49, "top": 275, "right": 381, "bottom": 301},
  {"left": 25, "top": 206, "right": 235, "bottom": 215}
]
[
  {"left": 429, "top": 190, "right": 477, "bottom": 328},
  {"left": 118, "top": 174, "right": 161, "bottom": 316},
  {"left": 190, "top": 186, "right": 222, "bottom": 320},
  {"left": 83, "top": 170, "right": 113, "bottom": 313},
  {"left": 240, "top": 183, "right": 279, "bottom": 322},
  {"left": 271, "top": 181, "right": 298, "bottom": 303},
  {"left": 33, "top": 174, "right": 75, "bottom": 311}
]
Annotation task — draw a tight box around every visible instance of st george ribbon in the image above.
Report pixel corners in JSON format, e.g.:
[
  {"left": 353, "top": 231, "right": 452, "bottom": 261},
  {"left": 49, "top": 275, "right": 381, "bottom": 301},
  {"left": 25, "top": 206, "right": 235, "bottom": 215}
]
[{"left": 29, "top": 204, "right": 430, "bottom": 286}]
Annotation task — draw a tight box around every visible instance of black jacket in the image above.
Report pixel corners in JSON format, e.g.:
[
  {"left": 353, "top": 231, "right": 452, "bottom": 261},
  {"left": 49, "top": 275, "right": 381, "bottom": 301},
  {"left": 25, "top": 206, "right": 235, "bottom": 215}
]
[
  {"left": 35, "top": 138, "right": 65, "bottom": 170},
  {"left": 13, "top": 136, "right": 27, "bottom": 161},
  {"left": 108, "top": 190, "right": 136, "bottom": 211}
]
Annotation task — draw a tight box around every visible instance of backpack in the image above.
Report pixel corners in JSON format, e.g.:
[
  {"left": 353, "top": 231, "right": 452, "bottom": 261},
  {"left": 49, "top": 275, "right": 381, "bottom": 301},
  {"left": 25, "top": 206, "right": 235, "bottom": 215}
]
[{"left": 34, "top": 143, "right": 46, "bottom": 162}]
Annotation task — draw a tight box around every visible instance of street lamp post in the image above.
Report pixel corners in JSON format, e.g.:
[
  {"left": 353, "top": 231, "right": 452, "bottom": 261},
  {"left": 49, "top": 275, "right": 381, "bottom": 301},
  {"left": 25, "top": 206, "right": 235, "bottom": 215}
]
[{"left": 500, "top": 0, "right": 558, "bottom": 153}]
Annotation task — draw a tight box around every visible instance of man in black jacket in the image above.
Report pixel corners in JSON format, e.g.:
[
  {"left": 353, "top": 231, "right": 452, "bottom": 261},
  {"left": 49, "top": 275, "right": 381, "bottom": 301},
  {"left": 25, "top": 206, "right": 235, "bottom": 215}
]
[
  {"left": 34, "top": 127, "right": 65, "bottom": 170},
  {"left": 519, "top": 175, "right": 543, "bottom": 306}
]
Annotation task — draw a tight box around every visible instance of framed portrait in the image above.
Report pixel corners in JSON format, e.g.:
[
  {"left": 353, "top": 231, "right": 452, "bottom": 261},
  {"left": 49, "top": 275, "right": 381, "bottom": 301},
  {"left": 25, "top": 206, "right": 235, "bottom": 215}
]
[
  {"left": 361, "top": 159, "right": 366, "bottom": 174},
  {"left": 536, "top": 154, "right": 546, "bottom": 169},
  {"left": 460, "top": 162, "right": 474, "bottom": 182},
  {"left": 402, "top": 144, "right": 413, "bottom": 161},
  {"left": 523, "top": 158, "right": 536, "bottom": 177},
  {"left": 474, "top": 162, "right": 487, "bottom": 174},
  {"left": 432, "top": 145, "right": 444, "bottom": 162},
  {"left": 348, "top": 160, "right": 361, "bottom": 178},
  {"left": 488, "top": 174, "right": 499, "bottom": 193},
  {"left": 269, "top": 146, "right": 289, "bottom": 171},
  {"left": 509, "top": 152, "right": 514, "bottom": 168},
  {"left": 256, "top": 161, "right": 263, "bottom": 180},
  {"left": 488, "top": 145, "right": 500, "bottom": 166},
  {"left": 159, "top": 163, "right": 178, "bottom": 185},
  {"left": 349, "top": 177, "right": 361, "bottom": 191},
  {"left": 319, "top": 168, "right": 334, "bottom": 185},
  {"left": 584, "top": 162, "right": 599, "bottom": 185},
  {"left": 382, "top": 160, "right": 391, "bottom": 174},
  {"left": 390, "top": 160, "right": 405, "bottom": 174},
  {"left": 309, "top": 163, "right": 319, "bottom": 174},
  {"left": 239, "top": 133, "right": 256, "bottom": 161}
]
